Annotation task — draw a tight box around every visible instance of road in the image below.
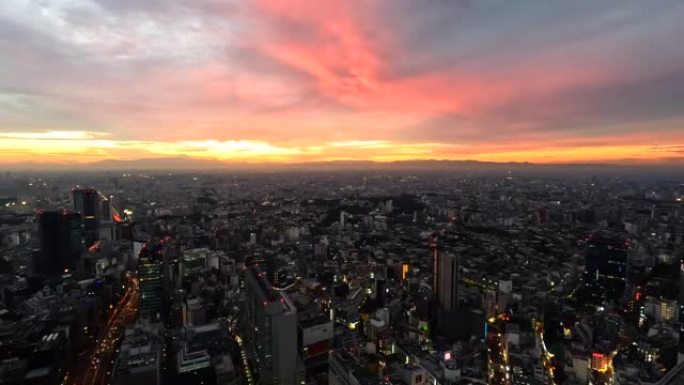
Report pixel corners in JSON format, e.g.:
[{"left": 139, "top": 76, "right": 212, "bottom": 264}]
[
  {"left": 224, "top": 317, "right": 254, "bottom": 385},
  {"left": 234, "top": 334, "right": 255, "bottom": 385},
  {"left": 535, "top": 319, "right": 565, "bottom": 385},
  {"left": 70, "top": 273, "right": 139, "bottom": 385},
  {"left": 487, "top": 316, "right": 511, "bottom": 385}
]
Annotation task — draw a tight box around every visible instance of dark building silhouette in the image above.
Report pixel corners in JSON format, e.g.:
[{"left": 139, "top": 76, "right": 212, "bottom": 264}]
[
  {"left": 36, "top": 210, "right": 83, "bottom": 277},
  {"left": 430, "top": 234, "right": 470, "bottom": 341},
  {"left": 437, "top": 252, "right": 459, "bottom": 312},
  {"left": 430, "top": 232, "right": 459, "bottom": 313},
  {"left": 584, "top": 232, "right": 628, "bottom": 304},
  {"left": 72, "top": 188, "right": 100, "bottom": 247},
  {"left": 138, "top": 243, "right": 164, "bottom": 320}
]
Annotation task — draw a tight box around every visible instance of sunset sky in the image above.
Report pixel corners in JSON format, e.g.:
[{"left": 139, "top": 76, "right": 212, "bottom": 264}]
[{"left": 1, "top": 1, "right": 684, "bottom": 165}]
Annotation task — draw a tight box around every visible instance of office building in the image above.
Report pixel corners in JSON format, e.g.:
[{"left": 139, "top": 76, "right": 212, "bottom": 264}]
[
  {"left": 36, "top": 210, "right": 83, "bottom": 277},
  {"left": 243, "top": 265, "right": 300, "bottom": 385},
  {"left": 72, "top": 188, "right": 100, "bottom": 247},
  {"left": 298, "top": 313, "right": 333, "bottom": 385},
  {"left": 437, "top": 252, "right": 459, "bottom": 312},
  {"left": 176, "top": 346, "right": 212, "bottom": 376},
  {"left": 180, "top": 248, "right": 209, "bottom": 279},
  {"left": 584, "top": 232, "right": 628, "bottom": 304},
  {"left": 99, "top": 196, "right": 116, "bottom": 241},
  {"left": 138, "top": 245, "right": 164, "bottom": 320},
  {"left": 113, "top": 323, "right": 161, "bottom": 385}
]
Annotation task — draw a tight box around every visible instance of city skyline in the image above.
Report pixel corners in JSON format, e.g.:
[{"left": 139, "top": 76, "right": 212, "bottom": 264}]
[{"left": 2, "top": 1, "right": 684, "bottom": 166}]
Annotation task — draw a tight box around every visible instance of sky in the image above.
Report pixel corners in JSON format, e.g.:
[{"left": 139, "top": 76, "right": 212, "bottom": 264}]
[{"left": 1, "top": 0, "right": 684, "bottom": 166}]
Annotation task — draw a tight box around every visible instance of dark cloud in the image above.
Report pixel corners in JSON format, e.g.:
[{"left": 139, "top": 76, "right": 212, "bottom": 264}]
[
  {"left": 484, "top": 70, "right": 684, "bottom": 135},
  {"left": 374, "top": 1, "right": 683, "bottom": 80},
  {"left": 395, "top": 70, "right": 684, "bottom": 146}
]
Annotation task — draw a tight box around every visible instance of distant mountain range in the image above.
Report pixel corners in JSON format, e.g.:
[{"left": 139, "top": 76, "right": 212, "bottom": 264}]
[{"left": 2, "top": 156, "right": 684, "bottom": 175}]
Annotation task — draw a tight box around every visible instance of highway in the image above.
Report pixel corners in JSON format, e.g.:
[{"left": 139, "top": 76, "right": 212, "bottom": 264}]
[{"left": 71, "top": 273, "right": 139, "bottom": 385}]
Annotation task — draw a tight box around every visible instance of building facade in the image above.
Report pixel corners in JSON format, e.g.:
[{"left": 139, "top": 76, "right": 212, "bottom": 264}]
[
  {"left": 584, "top": 232, "right": 628, "bottom": 304},
  {"left": 36, "top": 210, "right": 83, "bottom": 277},
  {"left": 242, "top": 265, "right": 300, "bottom": 385}
]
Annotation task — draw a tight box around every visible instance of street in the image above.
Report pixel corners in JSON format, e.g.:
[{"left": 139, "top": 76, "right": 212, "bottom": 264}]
[{"left": 70, "top": 273, "right": 139, "bottom": 385}]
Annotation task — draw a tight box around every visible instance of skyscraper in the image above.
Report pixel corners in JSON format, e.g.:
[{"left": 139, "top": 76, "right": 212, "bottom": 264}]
[
  {"left": 99, "top": 195, "right": 116, "bottom": 241},
  {"left": 429, "top": 233, "right": 439, "bottom": 293},
  {"left": 242, "top": 265, "right": 300, "bottom": 385},
  {"left": 36, "top": 210, "right": 83, "bottom": 277},
  {"left": 72, "top": 188, "right": 100, "bottom": 247},
  {"left": 584, "top": 232, "right": 628, "bottom": 304},
  {"left": 430, "top": 233, "right": 460, "bottom": 313},
  {"left": 437, "top": 252, "right": 459, "bottom": 312},
  {"left": 100, "top": 196, "right": 111, "bottom": 222},
  {"left": 138, "top": 243, "right": 164, "bottom": 320}
]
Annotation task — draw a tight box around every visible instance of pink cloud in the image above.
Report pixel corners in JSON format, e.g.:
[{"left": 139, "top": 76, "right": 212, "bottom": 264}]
[{"left": 0, "top": 0, "right": 683, "bottom": 164}]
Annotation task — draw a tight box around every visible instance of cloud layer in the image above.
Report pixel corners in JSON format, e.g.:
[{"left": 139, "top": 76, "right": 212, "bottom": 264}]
[{"left": 1, "top": 0, "right": 684, "bottom": 164}]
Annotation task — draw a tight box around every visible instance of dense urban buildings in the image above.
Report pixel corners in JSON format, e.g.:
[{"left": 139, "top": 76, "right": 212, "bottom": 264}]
[
  {"left": 2, "top": 1, "right": 684, "bottom": 384},
  {"left": 0, "top": 169, "right": 683, "bottom": 385}
]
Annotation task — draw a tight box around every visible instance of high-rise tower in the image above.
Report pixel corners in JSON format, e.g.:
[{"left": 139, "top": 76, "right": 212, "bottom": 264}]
[
  {"left": 430, "top": 233, "right": 459, "bottom": 312},
  {"left": 242, "top": 265, "right": 300, "bottom": 385},
  {"left": 138, "top": 243, "right": 164, "bottom": 320},
  {"left": 438, "top": 253, "right": 459, "bottom": 312},
  {"left": 72, "top": 188, "right": 100, "bottom": 247},
  {"left": 584, "top": 232, "right": 628, "bottom": 304},
  {"left": 36, "top": 210, "right": 83, "bottom": 277}
]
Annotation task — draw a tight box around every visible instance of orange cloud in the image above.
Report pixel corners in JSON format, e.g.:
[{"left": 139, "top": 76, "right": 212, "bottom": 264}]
[{"left": 1, "top": 1, "right": 683, "bottom": 166}]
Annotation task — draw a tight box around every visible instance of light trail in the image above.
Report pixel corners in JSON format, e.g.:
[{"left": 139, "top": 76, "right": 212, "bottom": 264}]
[
  {"left": 487, "top": 316, "right": 511, "bottom": 385},
  {"left": 234, "top": 334, "right": 255, "bottom": 385},
  {"left": 73, "top": 274, "right": 139, "bottom": 385},
  {"left": 534, "top": 320, "right": 557, "bottom": 385}
]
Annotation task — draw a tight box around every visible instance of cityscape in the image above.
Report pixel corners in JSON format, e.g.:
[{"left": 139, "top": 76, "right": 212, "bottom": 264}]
[
  {"left": 0, "top": 170, "right": 683, "bottom": 385},
  {"left": 1, "top": 1, "right": 684, "bottom": 385}
]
